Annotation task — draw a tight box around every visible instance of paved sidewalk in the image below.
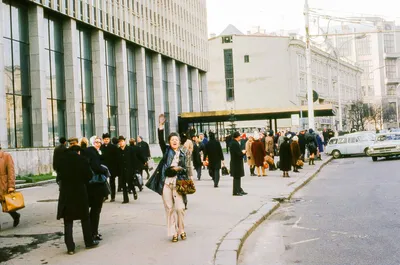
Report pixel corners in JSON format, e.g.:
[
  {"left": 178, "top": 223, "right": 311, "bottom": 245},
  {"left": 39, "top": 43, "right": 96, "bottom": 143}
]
[{"left": 0, "top": 154, "right": 332, "bottom": 265}]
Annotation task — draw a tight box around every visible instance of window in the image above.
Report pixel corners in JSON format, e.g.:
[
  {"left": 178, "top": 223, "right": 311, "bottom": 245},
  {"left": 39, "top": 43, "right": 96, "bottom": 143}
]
[
  {"left": 386, "top": 85, "right": 397, "bottom": 96},
  {"left": 224, "top": 49, "right": 234, "bottom": 101},
  {"left": 348, "top": 137, "right": 359, "bottom": 144},
  {"left": 77, "top": 26, "right": 95, "bottom": 138},
  {"left": 199, "top": 72, "right": 204, "bottom": 112},
  {"left": 105, "top": 38, "right": 118, "bottom": 137},
  {"left": 337, "top": 138, "right": 347, "bottom": 144},
  {"left": 44, "top": 15, "right": 66, "bottom": 147},
  {"left": 146, "top": 53, "right": 156, "bottom": 143},
  {"left": 358, "top": 60, "right": 373, "bottom": 80},
  {"left": 385, "top": 59, "right": 397, "bottom": 79},
  {"left": 176, "top": 63, "right": 182, "bottom": 113},
  {"left": 162, "top": 58, "right": 170, "bottom": 136},
  {"left": 337, "top": 36, "right": 353, "bottom": 57},
  {"left": 3, "top": 1, "right": 32, "bottom": 148},
  {"left": 222, "top": 36, "right": 232, "bottom": 43},
  {"left": 384, "top": 34, "right": 395, "bottom": 53},
  {"left": 244, "top": 55, "right": 250, "bottom": 63},
  {"left": 127, "top": 45, "right": 138, "bottom": 138},
  {"left": 188, "top": 67, "right": 193, "bottom": 112},
  {"left": 356, "top": 35, "right": 371, "bottom": 55}
]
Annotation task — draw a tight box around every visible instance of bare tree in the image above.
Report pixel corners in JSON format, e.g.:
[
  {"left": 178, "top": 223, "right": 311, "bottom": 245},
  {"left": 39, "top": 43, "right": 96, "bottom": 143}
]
[{"left": 348, "top": 100, "right": 370, "bottom": 131}]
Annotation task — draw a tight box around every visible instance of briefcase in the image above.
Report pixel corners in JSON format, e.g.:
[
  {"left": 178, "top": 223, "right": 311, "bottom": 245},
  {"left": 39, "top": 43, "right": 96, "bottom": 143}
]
[{"left": 1, "top": 192, "right": 25, "bottom": 213}]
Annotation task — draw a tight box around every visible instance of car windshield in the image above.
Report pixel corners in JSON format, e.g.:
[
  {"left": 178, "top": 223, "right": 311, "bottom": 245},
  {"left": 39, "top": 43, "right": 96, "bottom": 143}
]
[
  {"left": 376, "top": 134, "right": 400, "bottom": 142},
  {"left": 329, "top": 139, "right": 338, "bottom": 144}
]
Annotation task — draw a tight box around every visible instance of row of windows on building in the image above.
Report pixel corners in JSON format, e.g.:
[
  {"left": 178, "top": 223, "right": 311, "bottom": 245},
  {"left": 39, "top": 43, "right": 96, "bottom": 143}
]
[
  {"left": 30, "top": 0, "right": 208, "bottom": 71},
  {"left": 3, "top": 1, "right": 203, "bottom": 148}
]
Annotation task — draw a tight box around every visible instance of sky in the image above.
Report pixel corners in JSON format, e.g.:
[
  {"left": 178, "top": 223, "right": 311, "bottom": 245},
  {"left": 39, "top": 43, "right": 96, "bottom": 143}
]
[{"left": 206, "top": 0, "right": 400, "bottom": 36}]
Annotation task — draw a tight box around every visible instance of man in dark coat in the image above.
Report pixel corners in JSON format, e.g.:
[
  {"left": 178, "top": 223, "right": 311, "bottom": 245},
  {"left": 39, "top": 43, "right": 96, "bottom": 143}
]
[
  {"left": 230, "top": 131, "right": 247, "bottom": 196},
  {"left": 53, "top": 137, "right": 67, "bottom": 175},
  {"left": 279, "top": 136, "right": 292, "bottom": 177},
  {"left": 100, "top": 133, "right": 119, "bottom": 202},
  {"left": 118, "top": 136, "right": 140, "bottom": 203},
  {"left": 137, "top": 136, "right": 151, "bottom": 179},
  {"left": 192, "top": 135, "right": 203, "bottom": 180},
  {"left": 298, "top": 130, "right": 306, "bottom": 160},
  {"left": 57, "top": 146, "right": 99, "bottom": 254},
  {"left": 322, "top": 128, "right": 330, "bottom": 146},
  {"left": 204, "top": 132, "right": 225, "bottom": 187},
  {"left": 130, "top": 142, "right": 147, "bottom": 192}
]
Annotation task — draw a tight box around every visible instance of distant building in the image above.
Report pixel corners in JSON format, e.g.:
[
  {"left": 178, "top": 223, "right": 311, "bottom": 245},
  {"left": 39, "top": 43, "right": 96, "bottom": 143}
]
[
  {"left": 208, "top": 25, "right": 362, "bottom": 131},
  {"left": 329, "top": 18, "right": 400, "bottom": 129}
]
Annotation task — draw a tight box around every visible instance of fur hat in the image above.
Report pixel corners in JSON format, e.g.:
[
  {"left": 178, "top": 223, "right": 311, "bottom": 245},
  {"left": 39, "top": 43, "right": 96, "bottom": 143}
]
[
  {"left": 292, "top": 136, "right": 299, "bottom": 142},
  {"left": 102, "top": 133, "right": 110, "bottom": 139},
  {"left": 253, "top": 132, "right": 260, "bottom": 141}
]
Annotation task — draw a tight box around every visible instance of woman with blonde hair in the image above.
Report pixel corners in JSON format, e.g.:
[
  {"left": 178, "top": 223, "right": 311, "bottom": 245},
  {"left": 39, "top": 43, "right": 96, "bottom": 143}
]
[{"left": 245, "top": 135, "right": 256, "bottom": 176}]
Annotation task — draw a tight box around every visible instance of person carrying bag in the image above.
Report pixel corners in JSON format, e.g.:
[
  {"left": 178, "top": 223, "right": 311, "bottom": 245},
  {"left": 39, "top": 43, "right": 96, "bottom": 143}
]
[{"left": 0, "top": 145, "right": 22, "bottom": 228}]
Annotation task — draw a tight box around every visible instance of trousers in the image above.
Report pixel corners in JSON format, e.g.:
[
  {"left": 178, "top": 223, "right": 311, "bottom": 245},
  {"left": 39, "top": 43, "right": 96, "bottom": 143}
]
[
  {"left": 195, "top": 167, "right": 202, "bottom": 180},
  {"left": 162, "top": 181, "right": 185, "bottom": 236},
  {"left": 89, "top": 196, "right": 103, "bottom": 236},
  {"left": 64, "top": 217, "right": 93, "bottom": 251},
  {"left": 212, "top": 169, "right": 220, "bottom": 187},
  {"left": 233, "top": 177, "right": 242, "bottom": 195},
  {"left": 109, "top": 175, "right": 116, "bottom": 199}
]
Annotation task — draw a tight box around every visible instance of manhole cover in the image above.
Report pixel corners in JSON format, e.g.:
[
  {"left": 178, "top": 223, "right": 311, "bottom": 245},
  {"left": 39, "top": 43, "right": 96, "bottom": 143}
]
[{"left": 37, "top": 199, "right": 58, "bottom": 203}]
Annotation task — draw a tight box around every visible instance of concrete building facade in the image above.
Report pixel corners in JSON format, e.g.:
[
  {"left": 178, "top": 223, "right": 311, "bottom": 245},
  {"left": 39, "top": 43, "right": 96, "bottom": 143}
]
[
  {"left": 208, "top": 30, "right": 362, "bottom": 131},
  {"left": 0, "top": 0, "right": 209, "bottom": 175},
  {"left": 330, "top": 19, "right": 400, "bottom": 129}
]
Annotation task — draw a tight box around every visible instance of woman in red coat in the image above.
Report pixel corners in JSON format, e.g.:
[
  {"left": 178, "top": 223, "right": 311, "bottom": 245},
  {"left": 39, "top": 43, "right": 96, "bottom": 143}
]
[{"left": 251, "top": 132, "right": 267, "bottom": 177}]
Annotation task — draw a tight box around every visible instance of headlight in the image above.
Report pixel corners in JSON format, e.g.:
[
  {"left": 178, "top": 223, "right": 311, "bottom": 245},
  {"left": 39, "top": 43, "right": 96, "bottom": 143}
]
[
  {"left": 396, "top": 145, "right": 400, "bottom": 150},
  {"left": 369, "top": 147, "right": 374, "bottom": 151}
]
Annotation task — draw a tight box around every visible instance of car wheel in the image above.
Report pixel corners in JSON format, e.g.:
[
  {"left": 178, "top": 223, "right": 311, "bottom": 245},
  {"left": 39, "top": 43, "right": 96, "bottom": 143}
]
[
  {"left": 332, "top": 150, "right": 341, "bottom": 159},
  {"left": 372, "top": 157, "right": 378, "bottom": 162},
  {"left": 364, "top": 148, "right": 369, "bottom": 156}
]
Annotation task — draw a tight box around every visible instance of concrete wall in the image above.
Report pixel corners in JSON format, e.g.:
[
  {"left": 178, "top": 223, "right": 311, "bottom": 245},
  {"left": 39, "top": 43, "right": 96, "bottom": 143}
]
[{"left": 7, "top": 148, "right": 54, "bottom": 176}]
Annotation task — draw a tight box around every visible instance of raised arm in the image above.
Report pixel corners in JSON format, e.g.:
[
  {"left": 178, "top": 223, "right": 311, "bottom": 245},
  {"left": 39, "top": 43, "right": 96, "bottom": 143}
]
[{"left": 158, "top": 114, "right": 167, "bottom": 154}]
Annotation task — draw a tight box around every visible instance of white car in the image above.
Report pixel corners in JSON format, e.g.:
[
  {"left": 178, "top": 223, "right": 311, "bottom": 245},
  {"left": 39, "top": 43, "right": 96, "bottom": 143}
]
[
  {"left": 367, "top": 133, "right": 400, "bottom": 161},
  {"left": 326, "top": 133, "right": 375, "bottom": 159}
]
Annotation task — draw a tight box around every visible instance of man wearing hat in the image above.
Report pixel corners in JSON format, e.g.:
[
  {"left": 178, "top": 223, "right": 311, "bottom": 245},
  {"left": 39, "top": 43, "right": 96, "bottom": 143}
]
[
  {"left": 68, "top": 137, "right": 79, "bottom": 147},
  {"left": 100, "top": 133, "right": 119, "bottom": 202},
  {"left": 117, "top": 136, "right": 140, "bottom": 203}
]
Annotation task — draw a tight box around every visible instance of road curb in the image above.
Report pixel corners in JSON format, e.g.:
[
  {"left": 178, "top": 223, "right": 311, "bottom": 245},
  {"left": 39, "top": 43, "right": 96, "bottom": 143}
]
[
  {"left": 16, "top": 179, "right": 57, "bottom": 189},
  {"left": 213, "top": 156, "right": 333, "bottom": 265}
]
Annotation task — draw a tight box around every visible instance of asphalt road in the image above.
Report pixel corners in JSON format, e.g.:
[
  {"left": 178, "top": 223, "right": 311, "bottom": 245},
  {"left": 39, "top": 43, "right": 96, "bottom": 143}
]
[{"left": 239, "top": 156, "right": 400, "bottom": 265}]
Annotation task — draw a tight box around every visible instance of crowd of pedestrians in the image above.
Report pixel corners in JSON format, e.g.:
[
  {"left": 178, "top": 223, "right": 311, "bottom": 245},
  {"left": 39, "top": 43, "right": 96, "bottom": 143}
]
[{"left": 1, "top": 111, "right": 336, "bottom": 253}]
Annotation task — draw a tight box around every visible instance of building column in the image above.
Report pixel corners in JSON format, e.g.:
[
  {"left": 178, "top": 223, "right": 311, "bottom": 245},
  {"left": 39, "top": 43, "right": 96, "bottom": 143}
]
[
  {"left": 115, "top": 39, "right": 130, "bottom": 138},
  {"left": 136, "top": 47, "right": 149, "bottom": 139},
  {"left": 180, "top": 65, "right": 190, "bottom": 112},
  {"left": 192, "top": 68, "right": 200, "bottom": 112},
  {"left": 0, "top": 2, "right": 7, "bottom": 148},
  {"left": 63, "top": 19, "right": 81, "bottom": 138},
  {"left": 167, "top": 59, "right": 178, "bottom": 132},
  {"left": 153, "top": 54, "right": 164, "bottom": 132},
  {"left": 29, "top": 6, "right": 49, "bottom": 147},
  {"left": 91, "top": 30, "right": 108, "bottom": 136},
  {"left": 201, "top": 72, "right": 209, "bottom": 111}
]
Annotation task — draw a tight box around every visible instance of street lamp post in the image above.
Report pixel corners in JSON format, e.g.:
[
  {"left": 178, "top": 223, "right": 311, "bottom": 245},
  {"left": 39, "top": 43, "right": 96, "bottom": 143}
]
[{"left": 304, "top": 0, "right": 315, "bottom": 130}]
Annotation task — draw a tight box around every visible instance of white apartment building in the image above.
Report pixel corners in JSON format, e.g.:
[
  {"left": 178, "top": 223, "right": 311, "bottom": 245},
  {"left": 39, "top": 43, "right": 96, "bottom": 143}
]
[
  {"left": 208, "top": 26, "right": 362, "bottom": 131},
  {"left": 0, "top": 0, "right": 208, "bottom": 175},
  {"left": 330, "top": 19, "right": 400, "bottom": 129}
]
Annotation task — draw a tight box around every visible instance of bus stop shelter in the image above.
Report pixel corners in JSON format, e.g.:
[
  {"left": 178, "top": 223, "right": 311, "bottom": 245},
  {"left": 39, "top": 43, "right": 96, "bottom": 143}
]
[{"left": 178, "top": 104, "right": 336, "bottom": 138}]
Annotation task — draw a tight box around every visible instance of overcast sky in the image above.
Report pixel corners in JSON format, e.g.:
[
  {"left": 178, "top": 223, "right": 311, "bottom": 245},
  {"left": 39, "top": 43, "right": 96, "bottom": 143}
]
[{"left": 206, "top": 0, "right": 400, "bottom": 36}]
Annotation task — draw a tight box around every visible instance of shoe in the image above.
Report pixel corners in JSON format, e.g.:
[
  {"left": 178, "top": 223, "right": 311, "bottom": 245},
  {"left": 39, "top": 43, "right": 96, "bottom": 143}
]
[
  {"left": 67, "top": 251, "right": 75, "bottom": 255},
  {"left": 257, "top": 175, "right": 261, "bottom": 177},
  {"left": 262, "top": 174, "right": 267, "bottom": 177},
  {"left": 110, "top": 198, "right": 115, "bottom": 202},
  {"left": 172, "top": 235, "right": 178, "bottom": 242},
  {"left": 128, "top": 190, "right": 133, "bottom": 194},
  {"left": 117, "top": 188, "right": 122, "bottom": 192},
  {"left": 133, "top": 193, "right": 138, "bottom": 200},
  {"left": 13, "top": 213, "right": 20, "bottom": 227},
  {"left": 86, "top": 240, "right": 100, "bottom": 249},
  {"left": 180, "top": 232, "right": 187, "bottom": 240},
  {"left": 294, "top": 170, "right": 299, "bottom": 173},
  {"left": 233, "top": 193, "right": 243, "bottom": 196},
  {"left": 214, "top": 185, "right": 218, "bottom": 188},
  {"left": 93, "top": 234, "right": 102, "bottom": 241},
  {"left": 139, "top": 187, "right": 143, "bottom": 192},
  {"left": 122, "top": 201, "right": 129, "bottom": 204},
  {"left": 241, "top": 191, "right": 248, "bottom": 195}
]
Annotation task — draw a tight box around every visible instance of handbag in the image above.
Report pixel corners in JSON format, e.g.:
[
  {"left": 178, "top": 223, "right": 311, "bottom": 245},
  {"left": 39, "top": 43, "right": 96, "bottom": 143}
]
[
  {"left": 221, "top": 166, "right": 229, "bottom": 176},
  {"left": 176, "top": 179, "right": 196, "bottom": 195},
  {"left": 296, "top": 160, "right": 304, "bottom": 167},
  {"left": 147, "top": 158, "right": 155, "bottom": 171},
  {"left": 134, "top": 173, "right": 143, "bottom": 187},
  {"left": 264, "top": 155, "right": 274, "bottom": 165},
  {"left": 2, "top": 192, "right": 25, "bottom": 213},
  {"left": 89, "top": 172, "right": 107, "bottom": 184},
  {"left": 263, "top": 162, "right": 269, "bottom": 169}
]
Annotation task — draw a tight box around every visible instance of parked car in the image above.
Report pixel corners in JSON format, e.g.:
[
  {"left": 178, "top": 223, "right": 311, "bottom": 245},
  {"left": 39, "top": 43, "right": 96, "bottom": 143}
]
[
  {"left": 367, "top": 133, "right": 400, "bottom": 161},
  {"left": 326, "top": 133, "right": 375, "bottom": 159}
]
